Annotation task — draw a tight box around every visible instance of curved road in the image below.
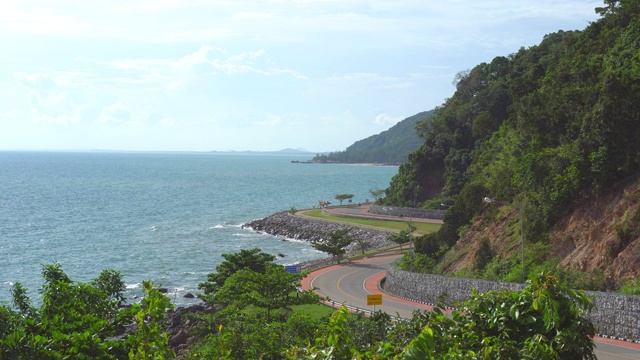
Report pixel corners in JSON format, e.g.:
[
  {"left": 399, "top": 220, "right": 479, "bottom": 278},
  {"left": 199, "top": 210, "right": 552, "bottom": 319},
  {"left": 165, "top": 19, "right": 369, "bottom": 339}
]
[{"left": 300, "top": 255, "right": 640, "bottom": 360}]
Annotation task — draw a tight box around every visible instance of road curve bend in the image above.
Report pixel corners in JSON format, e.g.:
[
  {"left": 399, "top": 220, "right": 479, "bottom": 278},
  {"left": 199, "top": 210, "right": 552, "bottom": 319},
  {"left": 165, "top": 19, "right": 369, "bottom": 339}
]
[{"left": 300, "top": 255, "right": 640, "bottom": 360}]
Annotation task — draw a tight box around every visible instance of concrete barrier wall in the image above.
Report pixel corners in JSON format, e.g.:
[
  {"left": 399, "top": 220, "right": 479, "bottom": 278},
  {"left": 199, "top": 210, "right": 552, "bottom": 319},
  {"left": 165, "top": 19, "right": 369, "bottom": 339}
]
[
  {"left": 369, "top": 205, "right": 445, "bottom": 220},
  {"left": 385, "top": 268, "right": 640, "bottom": 342}
]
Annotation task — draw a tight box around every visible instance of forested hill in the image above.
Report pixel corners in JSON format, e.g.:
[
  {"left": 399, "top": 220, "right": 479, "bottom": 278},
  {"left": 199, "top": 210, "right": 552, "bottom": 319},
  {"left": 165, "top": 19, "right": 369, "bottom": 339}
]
[
  {"left": 382, "top": 1, "right": 640, "bottom": 289},
  {"left": 311, "top": 110, "right": 433, "bottom": 165}
]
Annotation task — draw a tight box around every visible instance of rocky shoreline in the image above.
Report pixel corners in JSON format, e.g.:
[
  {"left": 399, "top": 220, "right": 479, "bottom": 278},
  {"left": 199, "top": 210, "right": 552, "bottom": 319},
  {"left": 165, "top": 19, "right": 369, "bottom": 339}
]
[{"left": 243, "top": 211, "right": 394, "bottom": 264}]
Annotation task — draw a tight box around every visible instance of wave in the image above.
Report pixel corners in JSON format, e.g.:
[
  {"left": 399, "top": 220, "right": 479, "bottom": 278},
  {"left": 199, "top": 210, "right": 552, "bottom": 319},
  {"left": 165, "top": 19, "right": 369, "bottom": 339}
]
[
  {"left": 232, "top": 232, "right": 261, "bottom": 238},
  {"left": 281, "top": 236, "right": 312, "bottom": 244},
  {"left": 209, "top": 223, "right": 243, "bottom": 230},
  {"left": 126, "top": 283, "right": 141, "bottom": 289}
]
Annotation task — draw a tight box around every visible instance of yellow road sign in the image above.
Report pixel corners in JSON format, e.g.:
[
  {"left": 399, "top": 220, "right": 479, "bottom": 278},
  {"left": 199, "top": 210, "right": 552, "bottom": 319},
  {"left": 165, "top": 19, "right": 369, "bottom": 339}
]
[{"left": 367, "top": 294, "right": 383, "bottom": 306}]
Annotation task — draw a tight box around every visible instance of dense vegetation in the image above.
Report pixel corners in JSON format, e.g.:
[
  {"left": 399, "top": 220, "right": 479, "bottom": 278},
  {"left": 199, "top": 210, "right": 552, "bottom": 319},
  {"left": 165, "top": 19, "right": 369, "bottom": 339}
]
[
  {"left": 382, "top": 1, "right": 640, "bottom": 287},
  {"left": 1, "top": 252, "right": 597, "bottom": 359},
  {"left": 312, "top": 110, "right": 433, "bottom": 165},
  {"left": 191, "top": 249, "right": 596, "bottom": 359},
  {"left": 0, "top": 263, "right": 174, "bottom": 359}
]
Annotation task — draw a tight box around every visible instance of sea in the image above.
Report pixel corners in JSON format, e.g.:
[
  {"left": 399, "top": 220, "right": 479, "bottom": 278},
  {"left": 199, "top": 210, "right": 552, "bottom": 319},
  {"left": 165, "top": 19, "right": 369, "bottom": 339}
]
[{"left": 0, "top": 151, "right": 397, "bottom": 306}]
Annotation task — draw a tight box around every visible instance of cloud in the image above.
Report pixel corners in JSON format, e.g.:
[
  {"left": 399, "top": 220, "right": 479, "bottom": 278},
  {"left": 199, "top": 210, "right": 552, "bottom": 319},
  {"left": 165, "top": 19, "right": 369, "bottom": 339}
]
[
  {"left": 0, "top": 1, "right": 93, "bottom": 35},
  {"left": 13, "top": 72, "right": 90, "bottom": 124},
  {"left": 323, "top": 72, "right": 416, "bottom": 92},
  {"left": 160, "top": 28, "right": 236, "bottom": 43},
  {"left": 250, "top": 113, "right": 284, "bottom": 127},
  {"left": 99, "top": 102, "right": 132, "bottom": 124},
  {"left": 373, "top": 113, "right": 403, "bottom": 126},
  {"left": 97, "top": 46, "right": 307, "bottom": 90},
  {"left": 13, "top": 71, "right": 92, "bottom": 88},
  {"left": 0, "top": 0, "right": 601, "bottom": 51},
  {"left": 0, "top": 0, "right": 604, "bottom": 152}
]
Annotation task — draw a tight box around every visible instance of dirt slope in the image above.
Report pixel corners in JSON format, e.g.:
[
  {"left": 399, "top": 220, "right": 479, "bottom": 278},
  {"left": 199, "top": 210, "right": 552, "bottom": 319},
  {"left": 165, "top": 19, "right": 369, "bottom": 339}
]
[{"left": 443, "top": 178, "right": 640, "bottom": 289}]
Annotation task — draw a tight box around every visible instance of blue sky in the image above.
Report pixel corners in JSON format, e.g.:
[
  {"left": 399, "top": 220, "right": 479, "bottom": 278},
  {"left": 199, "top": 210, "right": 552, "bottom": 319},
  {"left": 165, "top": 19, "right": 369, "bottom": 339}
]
[{"left": 0, "top": 0, "right": 603, "bottom": 152}]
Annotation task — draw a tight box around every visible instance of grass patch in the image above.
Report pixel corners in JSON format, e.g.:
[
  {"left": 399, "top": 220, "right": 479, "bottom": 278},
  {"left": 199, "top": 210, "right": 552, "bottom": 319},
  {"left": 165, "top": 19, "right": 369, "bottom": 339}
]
[
  {"left": 291, "top": 303, "right": 335, "bottom": 321},
  {"left": 301, "top": 209, "right": 441, "bottom": 235}
]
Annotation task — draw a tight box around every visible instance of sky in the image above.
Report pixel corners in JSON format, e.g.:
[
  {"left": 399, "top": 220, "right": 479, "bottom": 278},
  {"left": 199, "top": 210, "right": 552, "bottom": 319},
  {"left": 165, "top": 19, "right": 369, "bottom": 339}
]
[{"left": 0, "top": 0, "right": 604, "bottom": 152}]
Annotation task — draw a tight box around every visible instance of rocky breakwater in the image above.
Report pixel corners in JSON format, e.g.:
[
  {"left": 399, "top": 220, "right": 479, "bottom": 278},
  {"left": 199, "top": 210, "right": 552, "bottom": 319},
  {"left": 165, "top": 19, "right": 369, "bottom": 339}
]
[{"left": 244, "top": 211, "right": 394, "bottom": 257}]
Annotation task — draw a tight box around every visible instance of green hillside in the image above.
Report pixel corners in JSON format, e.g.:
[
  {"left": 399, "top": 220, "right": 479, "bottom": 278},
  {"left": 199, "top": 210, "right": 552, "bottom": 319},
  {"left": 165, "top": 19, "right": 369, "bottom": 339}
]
[
  {"left": 312, "top": 110, "right": 433, "bottom": 165},
  {"left": 382, "top": 1, "right": 640, "bottom": 287}
]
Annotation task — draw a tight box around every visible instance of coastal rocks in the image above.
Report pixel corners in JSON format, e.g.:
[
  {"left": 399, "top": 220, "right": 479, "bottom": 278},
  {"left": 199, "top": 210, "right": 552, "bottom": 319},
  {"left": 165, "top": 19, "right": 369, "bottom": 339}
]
[
  {"left": 165, "top": 303, "right": 216, "bottom": 359},
  {"left": 243, "top": 211, "right": 394, "bottom": 255}
]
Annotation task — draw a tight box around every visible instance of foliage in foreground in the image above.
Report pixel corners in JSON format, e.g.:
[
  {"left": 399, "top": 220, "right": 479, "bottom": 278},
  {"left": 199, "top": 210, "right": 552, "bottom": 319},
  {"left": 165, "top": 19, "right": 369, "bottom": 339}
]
[
  {"left": 191, "top": 248, "right": 321, "bottom": 359},
  {"left": 192, "top": 250, "right": 597, "bottom": 359},
  {"left": 288, "top": 272, "right": 596, "bottom": 360},
  {"left": 0, "top": 262, "right": 174, "bottom": 359},
  {"left": 1, "top": 254, "right": 597, "bottom": 359}
]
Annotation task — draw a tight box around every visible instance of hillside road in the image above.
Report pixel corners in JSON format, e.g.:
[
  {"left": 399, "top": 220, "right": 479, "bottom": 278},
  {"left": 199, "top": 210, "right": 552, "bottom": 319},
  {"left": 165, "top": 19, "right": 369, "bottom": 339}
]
[{"left": 300, "top": 255, "right": 640, "bottom": 360}]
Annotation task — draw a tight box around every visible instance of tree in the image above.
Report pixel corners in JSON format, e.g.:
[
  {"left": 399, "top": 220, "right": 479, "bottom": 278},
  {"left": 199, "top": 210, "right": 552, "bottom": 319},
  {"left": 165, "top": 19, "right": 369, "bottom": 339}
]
[
  {"left": 0, "top": 263, "right": 173, "bottom": 359},
  {"left": 212, "top": 266, "right": 318, "bottom": 321},
  {"left": 310, "top": 228, "right": 354, "bottom": 263},
  {"left": 334, "top": 193, "right": 354, "bottom": 205},
  {"left": 199, "top": 248, "right": 276, "bottom": 300},
  {"left": 353, "top": 237, "right": 373, "bottom": 255},
  {"left": 127, "top": 281, "right": 176, "bottom": 359},
  {"left": 189, "top": 303, "right": 322, "bottom": 360},
  {"left": 189, "top": 249, "right": 322, "bottom": 359},
  {"left": 387, "top": 223, "right": 416, "bottom": 250},
  {"left": 474, "top": 238, "right": 494, "bottom": 272},
  {"left": 400, "top": 272, "right": 596, "bottom": 359},
  {"left": 369, "top": 189, "right": 385, "bottom": 201},
  {"left": 309, "top": 111, "right": 433, "bottom": 165}
]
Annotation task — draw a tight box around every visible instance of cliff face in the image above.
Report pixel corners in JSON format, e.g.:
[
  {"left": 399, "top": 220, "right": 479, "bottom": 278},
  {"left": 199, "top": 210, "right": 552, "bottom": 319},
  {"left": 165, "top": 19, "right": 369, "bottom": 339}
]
[
  {"left": 550, "top": 178, "right": 640, "bottom": 288},
  {"left": 443, "top": 178, "right": 640, "bottom": 290}
]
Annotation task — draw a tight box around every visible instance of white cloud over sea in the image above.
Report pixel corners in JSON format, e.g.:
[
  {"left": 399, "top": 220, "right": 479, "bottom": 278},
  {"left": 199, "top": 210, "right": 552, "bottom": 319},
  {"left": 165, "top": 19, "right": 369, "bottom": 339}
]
[{"left": 0, "top": 0, "right": 602, "bottom": 152}]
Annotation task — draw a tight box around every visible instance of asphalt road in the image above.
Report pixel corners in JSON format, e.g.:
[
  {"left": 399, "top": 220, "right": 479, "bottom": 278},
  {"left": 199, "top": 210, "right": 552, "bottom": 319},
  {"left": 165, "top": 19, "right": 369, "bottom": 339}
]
[{"left": 301, "top": 255, "right": 640, "bottom": 360}]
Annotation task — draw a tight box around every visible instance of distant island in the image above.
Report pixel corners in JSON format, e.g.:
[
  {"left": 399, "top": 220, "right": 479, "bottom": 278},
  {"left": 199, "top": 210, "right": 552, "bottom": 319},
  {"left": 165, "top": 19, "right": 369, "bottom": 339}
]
[{"left": 209, "top": 148, "right": 318, "bottom": 155}]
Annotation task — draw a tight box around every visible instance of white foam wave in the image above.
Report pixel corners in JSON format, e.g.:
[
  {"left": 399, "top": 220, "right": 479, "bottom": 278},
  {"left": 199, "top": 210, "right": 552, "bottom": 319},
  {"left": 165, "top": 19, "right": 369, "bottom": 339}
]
[
  {"left": 210, "top": 223, "right": 242, "bottom": 229},
  {"left": 281, "top": 237, "right": 312, "bottom": 244},
  {"left": 126, "top": 283, "right": 141, "bottom": 289},
  {"left": 232, "top": 233, "right": 260, "bottom": 238}
]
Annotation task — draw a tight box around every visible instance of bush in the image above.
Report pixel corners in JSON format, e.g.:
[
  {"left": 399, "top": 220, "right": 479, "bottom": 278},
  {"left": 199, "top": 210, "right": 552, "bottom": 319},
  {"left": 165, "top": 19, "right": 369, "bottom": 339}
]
[
  {"left": 620, "top": 278, "right": 640, "bottom": 296},
  {"left": 0, "top": 263, "right": 173, "bottom": 359}
]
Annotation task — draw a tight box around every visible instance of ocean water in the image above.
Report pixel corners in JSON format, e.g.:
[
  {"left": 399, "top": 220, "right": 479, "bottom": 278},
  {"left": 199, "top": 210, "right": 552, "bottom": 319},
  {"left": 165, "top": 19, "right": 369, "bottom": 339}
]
[{"left": 0, "top": 151, "right": 397, "bottom": 306}]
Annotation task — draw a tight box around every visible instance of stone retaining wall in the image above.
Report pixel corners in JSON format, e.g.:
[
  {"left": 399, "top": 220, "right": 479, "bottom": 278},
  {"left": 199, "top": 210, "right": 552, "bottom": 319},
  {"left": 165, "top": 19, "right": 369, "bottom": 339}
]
[
  {"left": 369, "top": 205, "right": 445, "bottom": 220},
  {"left": 243, "top": 211, "right": 394, "bottom": 270},
  {"left": 385, "top": 268, "right": 640, "bottom": 342}
]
